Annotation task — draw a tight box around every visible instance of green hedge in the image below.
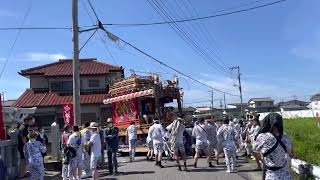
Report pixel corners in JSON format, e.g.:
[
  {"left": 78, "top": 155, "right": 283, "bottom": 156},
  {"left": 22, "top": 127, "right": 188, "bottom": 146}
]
[{"left": 284, "top": 118, "right": 320, "bottom": 166}]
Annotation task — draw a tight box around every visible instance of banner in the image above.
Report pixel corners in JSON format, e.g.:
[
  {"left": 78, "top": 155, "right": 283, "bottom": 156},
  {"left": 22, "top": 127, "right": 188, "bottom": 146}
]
[
  {"left": 63, "top": 104, "right": 74, "bottom": 127},
  {"left": 0, "top": 94, "right": 5, "bottom": 140}
]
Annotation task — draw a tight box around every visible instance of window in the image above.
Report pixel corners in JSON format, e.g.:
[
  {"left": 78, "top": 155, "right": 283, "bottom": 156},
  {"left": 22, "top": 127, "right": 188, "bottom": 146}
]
[
  {"left": 51, "top": 82, "right": 62, "bottom": 91},
  {"left": 88, "top": 79, "right": 100, "bottom": 88},
  {"left": 63, "top": 81, "right": 72, "bottom": 90},
  {"left": 51, "top": 81, "right": 72, "bottom": 91}
]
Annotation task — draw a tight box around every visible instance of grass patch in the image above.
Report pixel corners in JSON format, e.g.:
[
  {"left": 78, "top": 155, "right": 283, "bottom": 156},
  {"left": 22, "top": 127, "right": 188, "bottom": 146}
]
[{"left": 284, "top": 118, "right": 320, "bottom": 166}]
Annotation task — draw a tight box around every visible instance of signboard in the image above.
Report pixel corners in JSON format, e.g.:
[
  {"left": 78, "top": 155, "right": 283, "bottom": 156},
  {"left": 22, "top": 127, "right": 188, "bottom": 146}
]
[
  {"left": 0, "top": 94, "right": 5, "bottom": 140},
  {"left": 63, "top": 104, "right": 74, "bottom": 127}
]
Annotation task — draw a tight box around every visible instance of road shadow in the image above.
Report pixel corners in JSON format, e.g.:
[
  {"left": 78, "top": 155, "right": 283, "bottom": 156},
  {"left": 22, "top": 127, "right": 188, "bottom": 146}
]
[
  {"left": 120, "top": 158, "right": 150, "bottom": 163},
  {"left": 190, "top": 168, "right": 223, "bottom": 172},
  {"left": 99, "top": 178, "right": 118, "bottom": 180},
  {"left": 121, "top": 171, "right": 155, "bottom": 176},
  {"left": 237, "top": 169, "right": 262, "bottom": 173}
]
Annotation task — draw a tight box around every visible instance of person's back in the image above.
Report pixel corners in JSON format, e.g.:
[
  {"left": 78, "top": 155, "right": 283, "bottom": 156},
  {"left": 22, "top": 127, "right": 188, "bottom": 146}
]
[
  {"left": 127, "top": 124, "right": 137, "bottom": 141},
  {"left": 150, "top": 124, "right": 165, "bottom": 144},
  {"left": 167, "top": 120, "right": 185, "bottom": 145},
  {"left": 192, "top": 123, "right": 208, "bottom": 145},
  {"left": 24, "top": 140, "right": 46, "bottom": 161},
  {"left": 217, "top": 124, "right": 236, "bottom": 143},
  {"left": 255, "top": 132, "right": 291, "bottom": 169},
  {"left": 67, "top": 132, "right": 83, "bottom": 159},
  {"left": 206, "top": 122, "right": 217, "bottom": 143}
]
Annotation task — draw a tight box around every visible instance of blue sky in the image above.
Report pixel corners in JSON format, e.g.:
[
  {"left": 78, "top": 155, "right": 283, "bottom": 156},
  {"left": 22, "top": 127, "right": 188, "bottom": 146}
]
[{"left": 0, "top": 0, "right": 319, "bottom": 107}]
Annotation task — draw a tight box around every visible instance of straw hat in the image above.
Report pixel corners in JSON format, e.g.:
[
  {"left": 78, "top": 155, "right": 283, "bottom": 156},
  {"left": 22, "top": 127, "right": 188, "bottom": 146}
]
[
  {"left": 107, "top": 118, "right": 113, "bottom": 123},
  {"left": 89, "top": 122, "right": 99, "bottom": 128}
]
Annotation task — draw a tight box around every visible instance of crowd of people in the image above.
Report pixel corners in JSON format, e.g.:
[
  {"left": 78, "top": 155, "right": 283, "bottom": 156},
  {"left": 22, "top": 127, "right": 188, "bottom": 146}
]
[{"left": 11, "top": 111, "right": 293, "bottom": 180}]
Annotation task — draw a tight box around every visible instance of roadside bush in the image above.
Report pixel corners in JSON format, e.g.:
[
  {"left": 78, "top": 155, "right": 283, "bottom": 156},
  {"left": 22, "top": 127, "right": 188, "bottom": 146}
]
[{"left": 284, "top": 118, "right": 320, "bottom": 166}]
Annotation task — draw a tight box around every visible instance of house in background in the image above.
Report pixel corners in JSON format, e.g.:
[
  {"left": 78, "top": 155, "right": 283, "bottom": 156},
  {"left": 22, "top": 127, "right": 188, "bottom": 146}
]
[
  {"left": 13, "top": 58, "right": 124, "bottom": 127},
  {"left": 227, "top": 103, "right": 248, "bottom": 110},
  {"left": 277, "top": 100, "right": 309, "bottom": 111},
  {"left": 2, "top": 100, "right": 16, "bottom": 107},
  {"left": 310, "top": 94, "right": 320, "bottom": 110},
  {"left": 248, "top": 97, "right": 275, "bottom": 112}
]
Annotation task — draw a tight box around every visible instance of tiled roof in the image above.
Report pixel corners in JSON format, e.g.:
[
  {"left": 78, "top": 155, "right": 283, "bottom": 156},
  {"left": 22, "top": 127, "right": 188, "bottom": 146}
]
[
  {"left": 19, "top": 58, "right": 123, "bottom": 77},
  {"left": 13, "top": 89, "right": 109, "bottom": 108}
]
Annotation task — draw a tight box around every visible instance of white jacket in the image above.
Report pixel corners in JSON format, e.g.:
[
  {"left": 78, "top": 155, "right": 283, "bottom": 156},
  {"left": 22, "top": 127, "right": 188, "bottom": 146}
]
[{"left": 148, "top": 124, "right": 166, "bottom": 144}]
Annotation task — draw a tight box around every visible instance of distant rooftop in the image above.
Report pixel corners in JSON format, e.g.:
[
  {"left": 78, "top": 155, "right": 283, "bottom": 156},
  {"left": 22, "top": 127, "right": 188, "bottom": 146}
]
[
  {"left": 249, "top": 97, "right": 274, "bottom": 102},
  {"left": 311, "top": 94, "right": 320, "bottom": 101},
  {"left": 2, "top": 100, "right": 16, "bottom": 107}
]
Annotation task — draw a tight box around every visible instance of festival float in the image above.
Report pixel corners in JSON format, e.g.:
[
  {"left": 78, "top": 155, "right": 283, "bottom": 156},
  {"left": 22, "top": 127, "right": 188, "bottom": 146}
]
[{"left": 103, "top": 73, "right": 183, "bottom": 152}]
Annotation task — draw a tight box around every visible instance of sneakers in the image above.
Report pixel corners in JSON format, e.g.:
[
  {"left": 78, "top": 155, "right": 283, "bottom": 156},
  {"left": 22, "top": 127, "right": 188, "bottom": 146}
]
[
  {"left": 226, "top": 169, "right": 231, "bottom": 173},
  {"left": 178, "top": 165, "right": 182, "bottom": 171},
  {"left": 209, "top": 162, "right": 214, "bottom": 168}
]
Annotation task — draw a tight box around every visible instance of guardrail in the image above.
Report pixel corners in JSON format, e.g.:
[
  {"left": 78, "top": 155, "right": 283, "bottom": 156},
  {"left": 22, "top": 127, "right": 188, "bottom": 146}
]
[{"left": 291, "top": 158, "right": 320, "bottom": 180}]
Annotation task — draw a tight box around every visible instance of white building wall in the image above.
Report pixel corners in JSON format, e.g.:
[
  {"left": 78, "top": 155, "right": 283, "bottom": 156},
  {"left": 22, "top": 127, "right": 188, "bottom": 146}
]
[
  {"left": 310, "top": 101, "right": 320, "bottom": 110},
  {"left": 259, "top": 109, "right": 320, "bottom": 120}
]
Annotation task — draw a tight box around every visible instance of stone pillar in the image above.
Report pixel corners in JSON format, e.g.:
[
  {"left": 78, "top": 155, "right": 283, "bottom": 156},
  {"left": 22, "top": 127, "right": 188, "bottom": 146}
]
[{"left": 51, "top": 122, "right": 60, "bottom": 161}]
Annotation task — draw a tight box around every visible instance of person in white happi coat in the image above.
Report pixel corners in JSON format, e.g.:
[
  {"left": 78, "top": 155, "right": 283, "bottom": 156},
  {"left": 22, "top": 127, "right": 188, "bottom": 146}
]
[
  {"left": 205, "top": 117, "right": 219, "bottom": 166},
  {"left": 81, "top": 121, "right": 92, "bottom": 178},
  {"left": 253, "top": 113, "right": 293, "bottom": 180},
  {"left": 167, "top": 114, "right": 188, "bottom": 171},
  {"left": 67, "top": 126, "right": 84, "bottom": 180},
  {"left": 192, "top": 117, "right": 213, "bottom": 168},
  {"left": 148, "top": 119, "right": 166, "bottom": 168},
  {"left": 126, "top": 121, "right": 138, "bottom": 162},
  {"left": 249, "top": 117, "right": 262, "bottom": 170},
  {"left": 217, "top": 117, "right": 237, "bottom": 173}
]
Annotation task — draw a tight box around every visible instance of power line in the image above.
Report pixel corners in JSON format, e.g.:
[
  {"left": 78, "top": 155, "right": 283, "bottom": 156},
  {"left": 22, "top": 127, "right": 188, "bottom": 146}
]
[
  {"left": 0, "top": 27, "right": 71, "bottom": 30},
  {"left": 170, "top": 0, "right": 231, "bottom": 76},
  {"left": 103, "top": 0, "right": 286, "bottom": 27},
  {"left": 103, "top": 29, "right": 238, "bottom": 96},
  {"left": 0, "top": 0, "right": 33, "bottom": 79},
  {"left": 86, "top": 0, "right": 100, "bottom": 21},
  {"left": 147, "top": 0, "right": 230, "bottom": 76},
  {"left": 80, "top": 0, "right": 118, "bottom": 65},
  {"left": 80, "top": 0, "right": 238, "bottom": 96}
]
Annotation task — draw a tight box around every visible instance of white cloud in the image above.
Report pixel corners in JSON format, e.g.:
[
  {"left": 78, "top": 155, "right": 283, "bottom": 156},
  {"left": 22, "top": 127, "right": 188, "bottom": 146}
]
[{"left": 24, "top": 52, "right": 67, "bottom": 62}]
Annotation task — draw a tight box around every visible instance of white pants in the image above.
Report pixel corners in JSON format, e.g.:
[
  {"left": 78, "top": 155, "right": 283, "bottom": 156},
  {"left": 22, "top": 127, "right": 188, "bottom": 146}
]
[{"left": 129, "top": 139, "right": 137, "bottom": 159}]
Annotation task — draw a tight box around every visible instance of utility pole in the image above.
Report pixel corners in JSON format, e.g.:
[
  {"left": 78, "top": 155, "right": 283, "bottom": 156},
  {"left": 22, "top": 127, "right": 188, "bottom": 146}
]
[
  {"left": 220, "top": 99, "right": 223, "bottom": 110},
  {"left": 230, "top": 66, "right": 244, "bottom": 117},
  {"left": 209, "top": 90, "right": 214, "bottom": 119},
  {"left": 72, "top": 0, "right": 81, "bottom": 126},
  {"left": 224, "top": 93, "right": 227, "bottom": 110}
]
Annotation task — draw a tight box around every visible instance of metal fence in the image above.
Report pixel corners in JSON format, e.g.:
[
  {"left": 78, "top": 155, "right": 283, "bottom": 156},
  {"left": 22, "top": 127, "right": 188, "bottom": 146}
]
[{"left": 291, "top": 158, "right": 320, "bottom": 180}]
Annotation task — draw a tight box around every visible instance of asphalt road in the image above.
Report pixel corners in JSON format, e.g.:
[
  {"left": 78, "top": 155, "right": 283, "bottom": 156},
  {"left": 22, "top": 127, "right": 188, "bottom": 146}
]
[{"left": 43, "top": 155, "right": 262, "bottom": 180}]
